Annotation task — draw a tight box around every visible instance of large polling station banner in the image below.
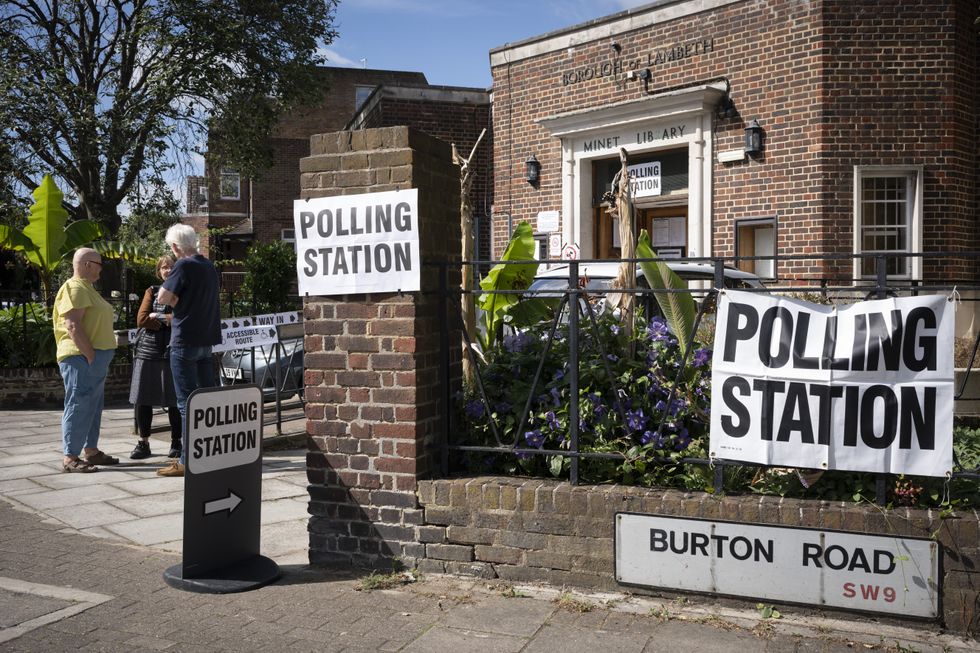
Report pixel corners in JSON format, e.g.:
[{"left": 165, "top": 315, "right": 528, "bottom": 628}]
[
  {"left": 710, "top": 291, "right": 954, "bottom": 477},
  {"left": 293, "top": 189, "right": 420, "bottom": 296}
]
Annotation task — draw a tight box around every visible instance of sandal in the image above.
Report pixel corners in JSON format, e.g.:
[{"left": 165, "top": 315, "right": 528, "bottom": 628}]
[
  {"left": 62, "top": 459, "right": 97, "bottom": 473},
  {"left": 82, "top": 451, "right": 119, "bottom": 466}
]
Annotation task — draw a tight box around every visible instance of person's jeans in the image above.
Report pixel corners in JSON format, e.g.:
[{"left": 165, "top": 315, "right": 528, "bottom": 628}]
[
  {"left": 59, "top": 349, "right": 114, "bottom": 456},
  {"left": 169, "top": 345, "right": 216, "bottom": 464}
]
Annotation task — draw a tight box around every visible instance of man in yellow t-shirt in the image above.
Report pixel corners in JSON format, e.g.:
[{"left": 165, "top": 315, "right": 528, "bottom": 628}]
[{"left": 53, "top": 248, "right": 120, "bottom": 472}]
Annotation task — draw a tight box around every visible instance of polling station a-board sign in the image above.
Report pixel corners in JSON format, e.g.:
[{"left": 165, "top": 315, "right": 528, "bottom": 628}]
[
  {"left": 615, "top": 514, "right": 940, "bottom": 618},
  {"left": 709, "top": 290, "right": 954, "bottom": 477},
  {"left": 126, "top": 310, "right": 300, "bottom": 352},
  {"left": 164, "top": 385, "right": 279, "bottom": 592},
  {"left": 293, "top": 189, "right": 420, "bottom": 296}
]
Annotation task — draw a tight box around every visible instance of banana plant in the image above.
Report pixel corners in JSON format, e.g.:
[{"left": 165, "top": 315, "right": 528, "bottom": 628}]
[
  {"left": 476, "top": 221, "right": 541, "bottom": 350},
  {"left": 636, "top": 229, "right": 697, "bottom": 357},
  {"left": 0, "top": 175, "right": 104, "bottom": 306},
  {"left": 91, "top": 240, "right": 158, "bottom": 266}
]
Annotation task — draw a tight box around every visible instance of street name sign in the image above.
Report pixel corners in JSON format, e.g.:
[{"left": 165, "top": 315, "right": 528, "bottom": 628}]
[
  {"left": 163, "top": 385, "right": 281, "bottom": 593},
  {"left": 615, "top": 513, "right": 939, "bottom": 618}
]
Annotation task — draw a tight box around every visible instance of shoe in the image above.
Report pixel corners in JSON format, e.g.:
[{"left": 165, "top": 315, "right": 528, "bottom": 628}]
[
  {"left": 82, "top": 451, "right": 119, "bottom": 465},
  {"left": 62, "top": 459, "right": 97, "bottom": 473},
  {"left": 157, "top": 461, "right": 184, "bottom": 477},
  {"left": 130, "top": 440, "right": 151, "bottom": 460},
  {"left": 167, "top": 441, "right": 182, "bottom": 459}
]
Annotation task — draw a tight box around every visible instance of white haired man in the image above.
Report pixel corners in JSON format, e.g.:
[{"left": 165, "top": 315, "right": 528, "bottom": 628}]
[{"left": 155, "top": 224, "right": 221, "bottom": 477}]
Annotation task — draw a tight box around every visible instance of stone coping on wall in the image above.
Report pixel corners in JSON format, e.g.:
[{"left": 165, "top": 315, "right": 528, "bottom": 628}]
[{"left": 416, "top": 476, "right": 979, "bottom": 635}]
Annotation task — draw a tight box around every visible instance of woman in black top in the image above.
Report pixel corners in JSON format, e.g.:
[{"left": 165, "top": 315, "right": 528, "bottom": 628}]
[{"left": 129, "top": 255, "right": 182, "bottom": 459}]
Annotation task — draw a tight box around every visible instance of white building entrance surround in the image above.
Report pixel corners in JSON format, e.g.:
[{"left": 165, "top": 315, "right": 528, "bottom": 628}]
[{"left": 537, "top": 81, "right": 727, "bottom": 260}]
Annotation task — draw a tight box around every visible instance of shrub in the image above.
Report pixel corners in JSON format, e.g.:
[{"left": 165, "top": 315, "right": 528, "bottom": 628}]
[{"left": 239, "top": 240, "right": 298, "bottom": 314}]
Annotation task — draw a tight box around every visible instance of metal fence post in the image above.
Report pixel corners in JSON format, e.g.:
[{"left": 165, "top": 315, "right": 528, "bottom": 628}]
[
  {"left": 568, "top": 260, "right": 580, "bottom": 486},
  {"left": 874, "top": 255, "right": 888, "bottom": 506}
]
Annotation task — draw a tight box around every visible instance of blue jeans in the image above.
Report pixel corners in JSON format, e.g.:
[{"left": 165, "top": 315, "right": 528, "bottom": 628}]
[
  {"left": 59, "top": 349, "right": 115, "bottom": 456},
  {"left": 170, "top": 345, "right": 216, "bottom": 464}
]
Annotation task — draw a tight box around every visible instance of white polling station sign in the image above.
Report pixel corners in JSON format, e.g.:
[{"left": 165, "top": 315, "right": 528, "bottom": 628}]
[
  {"left": 616, "top": 514, "right": 939, "bottom": 618},
  {"left": 293, "top": 189, "right": 420, "bottom": 296},
  {"left": 710, "top": 291, "right": 954, "bottom": 477},
  {"left": 187, "top": 385, "right": 262, "bottom": 474},
  {"left": 626, "top": 161, "right": 661, "bottom": 198}
]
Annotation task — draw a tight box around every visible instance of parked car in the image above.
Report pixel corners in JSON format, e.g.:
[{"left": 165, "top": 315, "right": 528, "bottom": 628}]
[
  {"left": 527, "top": 261, "right": 765, "bottom": 295},
  {"left": 219, "top": 333, "right": 304, "bottom": 402}
]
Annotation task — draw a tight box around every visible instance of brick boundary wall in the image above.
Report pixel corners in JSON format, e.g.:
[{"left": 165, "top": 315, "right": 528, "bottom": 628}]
[
  {"left": 302, "top": 126, "right": 461, "bottom": 566},
  {"left": 416, "top": 477, "right": 980, "bottom": 635},
  {"left": 0, "top": 363, "right": 134, "bottom": 409}
]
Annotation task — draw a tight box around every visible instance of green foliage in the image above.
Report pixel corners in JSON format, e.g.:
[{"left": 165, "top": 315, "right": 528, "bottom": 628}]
[
  {"left": 240, "top": 240, "right": 299, "bottom": 313},
  {"left": 476, "top": 221, "right": 541, "bottom": 349},
  {"left": 637, "top": 229, "right": 697, "bottom": 357},
  {"left": 0, "top": 175, "right": 104, "bottom": 304},
  {"left": 0, "top": 302, "right": 55, "bottom": 367}
]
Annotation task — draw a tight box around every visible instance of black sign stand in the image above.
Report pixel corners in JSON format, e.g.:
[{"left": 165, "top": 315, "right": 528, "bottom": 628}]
[{"left": 164, "top": 385, "right": 281, "bottom": 593}]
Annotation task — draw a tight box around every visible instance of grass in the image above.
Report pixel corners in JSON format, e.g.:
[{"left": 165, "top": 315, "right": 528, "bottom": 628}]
[
  {"left": 552, "top": 592, "right": 595, "bottom": 613},
  {"left": 356, "top": 570, "right": 418, "bottom": 591}
]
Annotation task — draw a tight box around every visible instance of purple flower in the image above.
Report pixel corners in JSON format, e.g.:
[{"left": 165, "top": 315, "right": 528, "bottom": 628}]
[
  {"left": 524, "top": 429, "right": 545, "bottom": 448},
  {"left": 550, "top": 387, "right": 561, "bottom": 407},
  {"left": 626, "top": 408, "right": 647, "bottom": 432},
  {"left": 692, "top": 348, "right": 711, "bottom": 368},
  {"left": 647, "top": 318, "right": 670, "bottom": 342},
  {"left": 673, "top": 428, "right": 691, "bottom": 451},
  {"left": 641, "top": 430, "right": 666, "bottom": 447},
  {"left": 654, "top": 400, "right": 667, "bottom": 412},
  {"left": 607, "top": 353, "right": 619, "bottom": 362},
  {"left": 464, "top": 400, "right": 485, "bottom": 419},
  {"left": 545, "top": 411, "right": 560, "bottom": 431},
  {"left": 610, "top": 324, "right": 621, "bottom": 335}
]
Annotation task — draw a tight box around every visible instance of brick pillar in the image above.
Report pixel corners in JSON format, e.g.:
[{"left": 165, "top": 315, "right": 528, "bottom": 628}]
[{"left": 301, "top": 127, "right": 461, "bottom": 566}]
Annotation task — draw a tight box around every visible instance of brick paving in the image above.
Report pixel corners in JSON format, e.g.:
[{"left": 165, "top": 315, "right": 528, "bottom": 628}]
[{"left": 0, "top": 408, "right": 976, "bottom": 652}]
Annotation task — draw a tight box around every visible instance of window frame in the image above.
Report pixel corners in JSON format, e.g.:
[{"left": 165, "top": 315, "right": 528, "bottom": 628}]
[
  {"left": 281, "top": 228, "right": 296, "bottom": 252},
  {"left": 852, "top": 165, "right": 922, "bottom": 281},
  {"left": 734, "top": 216, "right": 777, "bottom": 280},
  {"left": 218, "top": 168, "right": 241, "bottom": 200}
]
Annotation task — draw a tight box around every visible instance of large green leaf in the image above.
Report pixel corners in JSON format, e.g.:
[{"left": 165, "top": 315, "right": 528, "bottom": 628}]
[
  {"left": 91, "top": 240, "right": 156, "bottom": 265},
  {"left": 22, "top": 175, "right": 68, "bottom": 274},
  {"left": 0, "top": 225, "right": 37, "bottom": 253},
  {"left": 62, "top": 221, "right": 106, "bottom": 259},
  {"left": 636, "top": 229, "right": 697, "bottom": 356},
  {"left": 477, "top": 221, "right": 539, "bottom": 346}
]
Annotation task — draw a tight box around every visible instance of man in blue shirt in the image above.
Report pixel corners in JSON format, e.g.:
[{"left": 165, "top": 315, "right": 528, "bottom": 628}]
[{"left": 155, "top": 224, "right": 221, "bottom": 477}]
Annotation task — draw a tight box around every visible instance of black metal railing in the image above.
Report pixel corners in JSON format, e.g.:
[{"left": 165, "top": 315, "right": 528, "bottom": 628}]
[{"left": 438, "top": 251, "right": 980, "bottom": 505}]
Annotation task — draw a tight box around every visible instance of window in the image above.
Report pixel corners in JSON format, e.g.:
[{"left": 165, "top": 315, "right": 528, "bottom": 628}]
[
  {"left": 854, "top": 167, "right": 921, "bottom": 279},
  {"left": 735, "top": 218, "right": 776, "bottom": 279},
  {"left": 355, "top": 85, "right": 376, "bottom": 111},
  {"left": 282, "top": 228, "right": 296, "bottom": 252},
  {"left": 219, "top": 169, "right": 240, "bottom": 200}
]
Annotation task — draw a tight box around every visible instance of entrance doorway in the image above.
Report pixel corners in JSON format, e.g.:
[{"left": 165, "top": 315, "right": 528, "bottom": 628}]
[{"left": 593, "top": 205, "right": 689, "bottom": 259}]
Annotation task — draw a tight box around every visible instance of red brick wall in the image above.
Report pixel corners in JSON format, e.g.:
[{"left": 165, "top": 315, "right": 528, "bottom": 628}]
[
  {"left": 490, "top": 0, "right": 978, "bottom": 281},
  {"left": 301, "top": 127, "right": 462, "bottom": 566}
]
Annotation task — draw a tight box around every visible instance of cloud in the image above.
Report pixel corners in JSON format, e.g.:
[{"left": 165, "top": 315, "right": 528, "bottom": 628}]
[{"left": 317, "top": 47, "right": 360, "bottom": 68}]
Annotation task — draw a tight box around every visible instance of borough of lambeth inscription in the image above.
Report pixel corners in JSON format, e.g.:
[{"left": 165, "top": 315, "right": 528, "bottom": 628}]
[{"left": 561, "top": 38, "right": 715, "bottom": 86}]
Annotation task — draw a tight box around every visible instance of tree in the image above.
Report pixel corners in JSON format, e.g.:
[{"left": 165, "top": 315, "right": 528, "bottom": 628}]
[{"left": 0, "top": 0, "right": 339, "bottom": 236}]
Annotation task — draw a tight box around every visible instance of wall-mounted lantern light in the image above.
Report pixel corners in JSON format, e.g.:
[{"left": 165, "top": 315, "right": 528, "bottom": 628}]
[
  {"left": 525, "top": 155, "right": 541, "bottom": 186},
  {"left": 744, "top": 119, "right": 764, "bottom": 157}
]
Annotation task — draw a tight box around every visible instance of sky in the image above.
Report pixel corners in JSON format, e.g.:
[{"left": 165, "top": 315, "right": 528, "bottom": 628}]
[{"left": 322, "top": 0, "right": 653, "bottom": 88}]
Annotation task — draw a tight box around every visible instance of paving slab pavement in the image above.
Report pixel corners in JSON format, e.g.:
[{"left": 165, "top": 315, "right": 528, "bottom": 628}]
[{"left": 1, "top": 407, "right": 977, "bottom": 652}]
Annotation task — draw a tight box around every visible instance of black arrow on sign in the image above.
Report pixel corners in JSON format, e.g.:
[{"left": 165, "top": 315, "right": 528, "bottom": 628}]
[{"left": 204, "top": 490, "right": 242, "bottom": 516}]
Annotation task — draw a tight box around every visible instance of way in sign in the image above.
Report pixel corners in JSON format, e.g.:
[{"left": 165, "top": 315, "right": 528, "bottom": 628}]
[{"left": 193, "top": 430, "right": 258, "bottom": 459}]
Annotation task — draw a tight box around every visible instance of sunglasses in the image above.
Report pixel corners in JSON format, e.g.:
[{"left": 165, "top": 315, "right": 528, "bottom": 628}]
[{"left": 87, "top": 260, "right": 103, "bottom": 267}]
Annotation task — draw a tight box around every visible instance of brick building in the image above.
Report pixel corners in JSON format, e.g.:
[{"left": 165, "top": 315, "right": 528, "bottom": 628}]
[
  {"left": 348, "top": 84, "right": 492, "bottom": 259},
  {"left": 185, "top": 66, "right": 429, "bottom": 283},
  {"left": 489, "top": 0, "right": 978, "bottom": 303},
  {"left": 186, "top": 67, "right": 492, "bottom": 284}
]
